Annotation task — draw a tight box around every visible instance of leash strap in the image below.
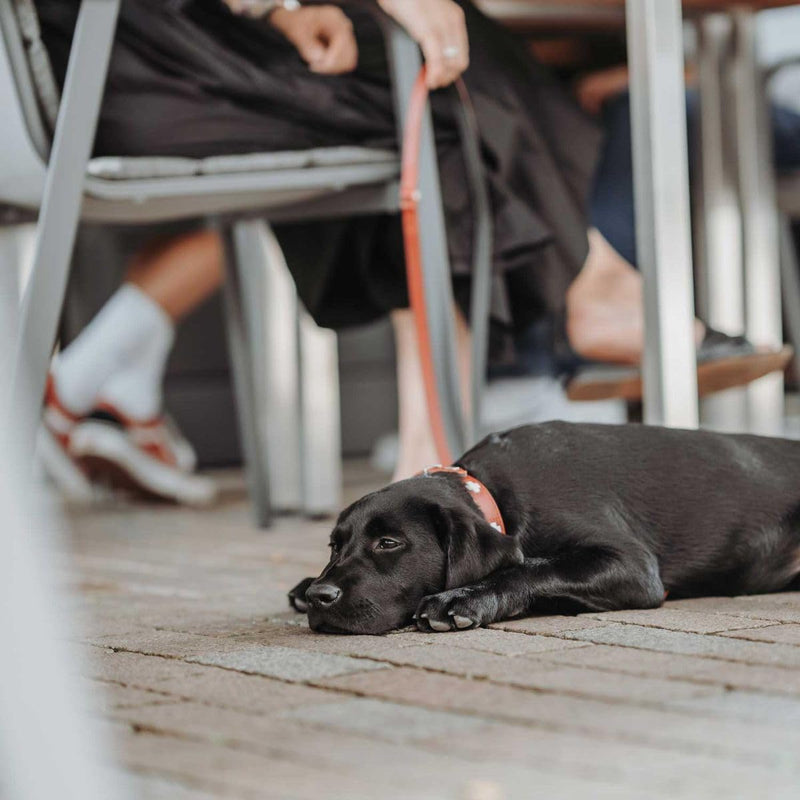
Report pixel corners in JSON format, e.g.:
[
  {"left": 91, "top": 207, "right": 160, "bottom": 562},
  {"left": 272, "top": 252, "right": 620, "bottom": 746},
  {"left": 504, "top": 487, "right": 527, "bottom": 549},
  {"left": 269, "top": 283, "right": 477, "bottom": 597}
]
[
  {"left": 419, "top": 465, "right": 506, "bottom": 535},
  {"left": 400, "top": 67, "right": 492, "bottom": 465}
]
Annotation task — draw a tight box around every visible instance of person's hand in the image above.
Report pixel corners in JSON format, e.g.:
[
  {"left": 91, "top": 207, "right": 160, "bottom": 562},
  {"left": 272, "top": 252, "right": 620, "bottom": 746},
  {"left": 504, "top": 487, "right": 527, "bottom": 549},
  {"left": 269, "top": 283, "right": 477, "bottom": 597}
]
[
  {"left": 378, "top": 0, "right": 469, "bottom": 89},
  {"left": 575, "top": 65, "right": 630, "bottom": 116},
  {"left": 222, "top": 2, "right": 358, "bottom": 75},
  {"left": 270, "top": 5, "right": 358, "bottom": 75}
]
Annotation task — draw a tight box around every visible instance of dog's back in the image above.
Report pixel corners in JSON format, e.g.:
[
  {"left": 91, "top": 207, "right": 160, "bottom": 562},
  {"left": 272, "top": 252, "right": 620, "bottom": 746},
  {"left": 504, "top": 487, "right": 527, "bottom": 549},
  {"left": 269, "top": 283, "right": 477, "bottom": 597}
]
[{"left": 460, "top": 422, "right": 800, "bottom": 598}]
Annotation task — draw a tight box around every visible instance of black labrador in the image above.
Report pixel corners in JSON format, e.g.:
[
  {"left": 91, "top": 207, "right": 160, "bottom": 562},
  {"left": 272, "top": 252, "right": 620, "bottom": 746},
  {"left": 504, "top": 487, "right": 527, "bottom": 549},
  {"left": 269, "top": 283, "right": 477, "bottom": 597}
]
[{"left": 289, "top": 422, "right": 800, "bottom": 634}]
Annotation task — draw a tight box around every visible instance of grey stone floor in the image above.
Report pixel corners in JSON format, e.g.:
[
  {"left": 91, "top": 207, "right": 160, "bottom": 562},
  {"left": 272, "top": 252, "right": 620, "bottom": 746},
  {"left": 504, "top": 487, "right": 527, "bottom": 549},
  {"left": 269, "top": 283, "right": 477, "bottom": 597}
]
[{"left": 63, "top": 464, "right": 800, "bottom": 800}]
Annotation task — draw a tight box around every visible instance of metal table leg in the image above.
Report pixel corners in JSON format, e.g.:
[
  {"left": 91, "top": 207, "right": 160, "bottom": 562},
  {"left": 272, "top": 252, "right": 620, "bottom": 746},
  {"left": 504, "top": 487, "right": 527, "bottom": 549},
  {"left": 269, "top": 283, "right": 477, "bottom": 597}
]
[
  {"left": 696, "top": 14, "right": 749, "bottom": 432},
  {"left": 626, "top": 0, "right": 699, "bottom": 428},
  {"left": 731, "top": 9, "right": 785, "bottom": 436}
]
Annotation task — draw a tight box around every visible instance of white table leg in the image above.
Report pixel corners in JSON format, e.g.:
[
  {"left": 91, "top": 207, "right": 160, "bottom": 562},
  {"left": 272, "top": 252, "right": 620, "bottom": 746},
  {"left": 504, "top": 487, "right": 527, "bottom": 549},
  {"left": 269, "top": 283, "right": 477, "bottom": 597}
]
[
  {"left": 696, "top": 14, "right": 749, "bottom": 432},
  {"left": 626, "top": 0, "right": 699, "bottom": 428},
  {"left": 731, "top": 8, "right": 785, "bottom": 436}
]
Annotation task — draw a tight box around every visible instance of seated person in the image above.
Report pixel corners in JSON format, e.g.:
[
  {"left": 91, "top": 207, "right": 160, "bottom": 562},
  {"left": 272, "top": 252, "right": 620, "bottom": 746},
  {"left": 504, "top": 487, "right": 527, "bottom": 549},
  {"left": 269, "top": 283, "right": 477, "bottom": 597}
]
[
  {"left": 37, "top": 0, "right": 786, "bottom": 504},
  {"left": 577, "top": 62, "right": 800, "bottom": 272}
]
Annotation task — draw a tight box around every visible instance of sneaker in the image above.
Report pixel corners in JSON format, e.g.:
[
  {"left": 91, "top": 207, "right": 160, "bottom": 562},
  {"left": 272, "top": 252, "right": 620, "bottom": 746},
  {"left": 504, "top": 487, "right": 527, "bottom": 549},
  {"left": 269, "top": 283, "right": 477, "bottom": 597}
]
[
  {"left": 38, "top": 374, "right": 95, "bottom": 502},
  {"left": 68, "top": 404, "right": 217, "bottom": 506}
]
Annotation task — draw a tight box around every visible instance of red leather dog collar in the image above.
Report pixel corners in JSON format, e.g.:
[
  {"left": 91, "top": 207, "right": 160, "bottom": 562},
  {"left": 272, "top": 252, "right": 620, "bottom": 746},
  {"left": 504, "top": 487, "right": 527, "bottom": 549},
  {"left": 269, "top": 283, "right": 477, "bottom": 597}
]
[{"left": 418, "top": 465, "right": 507, "bottom": 535}]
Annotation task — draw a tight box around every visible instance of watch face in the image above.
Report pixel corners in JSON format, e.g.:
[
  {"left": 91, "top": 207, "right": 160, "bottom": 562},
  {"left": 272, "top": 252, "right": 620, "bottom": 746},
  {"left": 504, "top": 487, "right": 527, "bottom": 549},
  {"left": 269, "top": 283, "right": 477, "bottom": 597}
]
[{"left": 238, "top": 1, "right": 277, "bottom": 18}]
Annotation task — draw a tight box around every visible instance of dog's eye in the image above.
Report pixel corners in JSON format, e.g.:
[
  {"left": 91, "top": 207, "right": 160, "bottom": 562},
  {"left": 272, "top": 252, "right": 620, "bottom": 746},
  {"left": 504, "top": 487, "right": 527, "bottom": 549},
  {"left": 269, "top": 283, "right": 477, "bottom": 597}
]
[
  {"left": 375, "top": 537, "right": 401, "bottom": 551},
  {"left": 329, "top": 542, "right": 341, "bottom": 554}
]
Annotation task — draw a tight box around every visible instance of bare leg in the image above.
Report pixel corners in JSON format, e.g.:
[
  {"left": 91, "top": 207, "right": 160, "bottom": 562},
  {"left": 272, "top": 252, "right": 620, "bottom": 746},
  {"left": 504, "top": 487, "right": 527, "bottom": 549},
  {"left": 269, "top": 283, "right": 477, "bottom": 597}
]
[
  {"left": 127, "top": 229, "right": 224, "bottom": 321},
  {"left": 391, "top": 307, "right": 471, "bottom": 482},
  {"left": 566, "top": 228, "right": 704, "bottom": 364}
]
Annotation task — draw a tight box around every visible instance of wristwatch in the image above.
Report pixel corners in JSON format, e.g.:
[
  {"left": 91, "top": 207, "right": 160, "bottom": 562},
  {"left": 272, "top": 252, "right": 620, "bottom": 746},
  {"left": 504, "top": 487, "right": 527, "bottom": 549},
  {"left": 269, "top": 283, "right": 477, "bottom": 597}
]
[{"left": 237, "top": 0, "right": 301, "bottom": 19}]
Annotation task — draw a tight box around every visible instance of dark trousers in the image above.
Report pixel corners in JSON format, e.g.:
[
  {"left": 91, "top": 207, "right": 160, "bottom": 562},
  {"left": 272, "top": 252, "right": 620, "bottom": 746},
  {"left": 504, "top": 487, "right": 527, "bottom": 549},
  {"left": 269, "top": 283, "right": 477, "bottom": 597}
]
[{"left": 589, "top": 91, "right": 800, "bottom": 267}]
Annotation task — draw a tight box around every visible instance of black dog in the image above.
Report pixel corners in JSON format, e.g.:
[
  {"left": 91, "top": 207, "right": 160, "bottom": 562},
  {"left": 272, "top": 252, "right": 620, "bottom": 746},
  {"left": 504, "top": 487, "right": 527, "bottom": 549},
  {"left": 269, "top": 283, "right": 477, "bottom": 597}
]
[{"left": 289, "top": 422, "right": 800, "bottom": 634}]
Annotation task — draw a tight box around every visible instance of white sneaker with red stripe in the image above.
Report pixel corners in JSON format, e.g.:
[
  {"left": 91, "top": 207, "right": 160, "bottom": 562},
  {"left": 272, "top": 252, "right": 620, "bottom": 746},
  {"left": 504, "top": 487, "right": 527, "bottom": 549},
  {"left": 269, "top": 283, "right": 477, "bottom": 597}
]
[
  {"left": 67, "top": 403, "right": 216, "bottom": 507},
  {"left": 38, "top": 375, "right": 95, "bottom": 502}
]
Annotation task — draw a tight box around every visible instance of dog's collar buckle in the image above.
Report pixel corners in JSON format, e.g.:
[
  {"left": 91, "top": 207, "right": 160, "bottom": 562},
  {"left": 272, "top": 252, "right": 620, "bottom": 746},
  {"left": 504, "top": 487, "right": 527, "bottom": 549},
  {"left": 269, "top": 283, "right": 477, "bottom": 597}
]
[{"left": 418, "top": 465, "right": 507, "bottom": 535}]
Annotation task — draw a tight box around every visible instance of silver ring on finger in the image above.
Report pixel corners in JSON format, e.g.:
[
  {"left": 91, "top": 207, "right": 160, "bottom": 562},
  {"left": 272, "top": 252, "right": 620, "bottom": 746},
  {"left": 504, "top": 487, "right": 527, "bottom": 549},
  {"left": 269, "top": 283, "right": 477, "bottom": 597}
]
[{"left": 443, "top": 45, "right": 461, "bottom": 60}]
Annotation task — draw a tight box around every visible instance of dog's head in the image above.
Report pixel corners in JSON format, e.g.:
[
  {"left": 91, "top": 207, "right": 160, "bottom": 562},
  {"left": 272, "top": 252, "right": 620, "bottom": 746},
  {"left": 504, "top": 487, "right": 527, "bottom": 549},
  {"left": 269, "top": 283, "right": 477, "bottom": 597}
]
[{"left": 304, "top": 476, "right": 523, "bottom": 634}]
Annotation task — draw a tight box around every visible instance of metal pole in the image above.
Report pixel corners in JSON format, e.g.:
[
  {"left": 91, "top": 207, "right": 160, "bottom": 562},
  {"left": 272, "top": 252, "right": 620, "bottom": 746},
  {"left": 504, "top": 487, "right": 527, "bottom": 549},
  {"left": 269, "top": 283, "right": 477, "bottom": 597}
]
[
  {"left": 626, "top": 0, "right": 699, "bottom": 428},
  {"left": 731, "top": 9, "right": 785, "bottom": 436},
  {"left": 696, "top": 14, "right": 749, "bottom": 432}
]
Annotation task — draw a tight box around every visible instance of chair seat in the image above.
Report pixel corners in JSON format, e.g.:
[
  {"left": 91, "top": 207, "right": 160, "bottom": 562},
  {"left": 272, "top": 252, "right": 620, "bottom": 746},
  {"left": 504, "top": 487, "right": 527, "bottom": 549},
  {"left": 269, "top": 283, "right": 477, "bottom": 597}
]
[
  {"left": 87, "top": 146, "right": 397, "bottom": 181},
  {"left": 81, "top": 147, "right": 401, "bottom": 225}
]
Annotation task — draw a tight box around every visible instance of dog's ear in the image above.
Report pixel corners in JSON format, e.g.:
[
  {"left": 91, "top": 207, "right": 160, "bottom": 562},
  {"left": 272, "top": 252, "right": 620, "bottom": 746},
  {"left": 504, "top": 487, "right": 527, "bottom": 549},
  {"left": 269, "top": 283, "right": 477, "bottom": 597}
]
[{"left": 433, "top": 506, "right": 524, "bottom": 589}]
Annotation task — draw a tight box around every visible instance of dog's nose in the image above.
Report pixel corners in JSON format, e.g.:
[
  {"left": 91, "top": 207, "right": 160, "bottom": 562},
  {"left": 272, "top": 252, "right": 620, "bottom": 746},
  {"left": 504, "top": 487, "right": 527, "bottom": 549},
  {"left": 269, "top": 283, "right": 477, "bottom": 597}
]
[{"left": 306, "top": 583, "right": 342, "bottom": 607}]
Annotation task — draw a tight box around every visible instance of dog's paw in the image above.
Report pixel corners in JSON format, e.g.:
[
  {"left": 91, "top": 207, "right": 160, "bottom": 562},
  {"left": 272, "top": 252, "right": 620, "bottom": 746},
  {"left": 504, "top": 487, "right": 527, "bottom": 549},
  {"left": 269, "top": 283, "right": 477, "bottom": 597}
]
[
  {"left": 414, "top": 588, "right": 495, "bottom": 633},
  {"left": 288, "top": 577, "right": 315, "bottom": 614}
]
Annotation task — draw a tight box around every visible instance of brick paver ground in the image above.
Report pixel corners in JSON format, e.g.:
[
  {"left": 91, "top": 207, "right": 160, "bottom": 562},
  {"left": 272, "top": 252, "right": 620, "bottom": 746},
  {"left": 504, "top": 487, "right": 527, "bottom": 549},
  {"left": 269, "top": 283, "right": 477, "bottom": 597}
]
[{"left": 63, "top": 466, "right": 800, "bottom": 800}]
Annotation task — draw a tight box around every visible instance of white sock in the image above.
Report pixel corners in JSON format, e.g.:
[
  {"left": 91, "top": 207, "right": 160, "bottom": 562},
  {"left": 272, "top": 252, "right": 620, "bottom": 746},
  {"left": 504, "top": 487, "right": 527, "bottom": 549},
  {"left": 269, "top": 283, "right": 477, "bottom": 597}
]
[
  {"left": 96, "top": 328, "right": 172, "bottom": 421},
  {"left": 52, "top": 284, "right": 174, "bottom": 416}
]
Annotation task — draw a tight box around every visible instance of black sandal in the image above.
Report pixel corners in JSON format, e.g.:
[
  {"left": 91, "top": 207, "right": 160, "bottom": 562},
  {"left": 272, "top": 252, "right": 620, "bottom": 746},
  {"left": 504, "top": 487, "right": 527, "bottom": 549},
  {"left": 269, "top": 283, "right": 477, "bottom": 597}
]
[{"left": 565, "top": 326, "right": 793, "bottom": 403}]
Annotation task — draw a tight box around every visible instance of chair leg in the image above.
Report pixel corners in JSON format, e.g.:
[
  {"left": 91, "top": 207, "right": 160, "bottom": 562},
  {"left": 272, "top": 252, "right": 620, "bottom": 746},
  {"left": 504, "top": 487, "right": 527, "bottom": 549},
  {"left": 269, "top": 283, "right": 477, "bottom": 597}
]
[
  {"left": 779, "top": 215, "right": 800, "bottom": 377},
  {"left": 297, "top": 306, "right": 342, "bottom": 517},
  {"left": 253, "top": 224, "right": 303, "bottom": 513},
  {"left": 219, "top": 222, "right": 272, "bottom": 528},
  {"left": 5, "top": 0, "right": 120, "bottom": 459}
]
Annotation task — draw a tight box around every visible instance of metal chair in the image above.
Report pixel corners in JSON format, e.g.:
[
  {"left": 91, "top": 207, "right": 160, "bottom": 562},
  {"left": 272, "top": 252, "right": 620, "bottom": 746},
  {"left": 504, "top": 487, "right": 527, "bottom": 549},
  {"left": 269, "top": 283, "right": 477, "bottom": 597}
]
[{"left": 0, "top": 0, "right": 468, "bottom": 526}]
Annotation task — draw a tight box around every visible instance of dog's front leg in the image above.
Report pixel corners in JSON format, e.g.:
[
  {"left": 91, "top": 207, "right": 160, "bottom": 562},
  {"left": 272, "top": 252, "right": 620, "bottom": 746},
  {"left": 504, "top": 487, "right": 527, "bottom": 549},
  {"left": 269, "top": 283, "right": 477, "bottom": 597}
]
[{"left": 415, "top": 550, "right": 664, "bottom": 632}]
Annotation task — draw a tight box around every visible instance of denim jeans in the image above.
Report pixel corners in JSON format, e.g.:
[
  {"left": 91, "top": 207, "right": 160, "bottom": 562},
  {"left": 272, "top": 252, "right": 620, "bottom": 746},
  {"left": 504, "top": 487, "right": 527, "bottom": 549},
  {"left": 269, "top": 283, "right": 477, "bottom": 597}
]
[{"left": 589, "top": 91, "right": 800, "bottom": 267}]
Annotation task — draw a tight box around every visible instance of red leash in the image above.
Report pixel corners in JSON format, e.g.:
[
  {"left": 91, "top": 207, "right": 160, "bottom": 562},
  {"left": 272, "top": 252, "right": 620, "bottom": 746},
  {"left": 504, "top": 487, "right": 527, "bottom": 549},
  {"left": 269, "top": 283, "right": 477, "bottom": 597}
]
[{"left": 399, "top": 67, "right": 454, "bottom": 465}]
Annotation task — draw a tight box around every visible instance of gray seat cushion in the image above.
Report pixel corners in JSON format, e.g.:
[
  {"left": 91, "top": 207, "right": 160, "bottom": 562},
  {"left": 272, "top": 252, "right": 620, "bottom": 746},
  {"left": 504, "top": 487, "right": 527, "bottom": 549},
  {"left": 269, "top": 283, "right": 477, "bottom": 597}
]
[{"left": 87, "top": 147, "right": 398, "bottom": 181}]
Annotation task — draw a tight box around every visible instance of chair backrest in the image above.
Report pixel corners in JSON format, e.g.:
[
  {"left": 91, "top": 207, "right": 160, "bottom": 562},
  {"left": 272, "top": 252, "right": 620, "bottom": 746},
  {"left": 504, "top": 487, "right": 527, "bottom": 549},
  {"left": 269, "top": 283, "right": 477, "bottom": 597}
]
[{"left": 0, "top": 0, "right": 54, "bottom": 208}]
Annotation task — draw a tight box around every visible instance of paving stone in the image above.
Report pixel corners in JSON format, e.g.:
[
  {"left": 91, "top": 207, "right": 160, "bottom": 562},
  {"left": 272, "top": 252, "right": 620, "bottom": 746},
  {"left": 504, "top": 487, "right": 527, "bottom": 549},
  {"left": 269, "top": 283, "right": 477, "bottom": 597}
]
[
  {"left": 126, "top": 773, "right": 221, "bottom": 800},
  {"left": 329, "top": 640, "right": 590, "bottom": 683},
  {"left": 186, "top": 645, "right": 389, "bottom": 681},
  {"left": 87, "top": 682, "right": 176, "bottom": 712},
  {"left": 152, "top": 664, "right": 335, "bottom": 714},
  {"left": 88, "top": 630, "right": 230, "bottom": 659},
  {"left": 665, "top": 594, "right": 800, "bottom": 623},
  {"left": 280, "top": 697, "right": 488, "bottom": 743},
  {"left": 540, "top": 644, "right": 800, "bottom": 695},
  {"left": 324, "top": 662, "right": 714, "bottom": 706},
  {"left": 320, "top": 668, "right": 800, "bottom": 768},
  {"left": 716, "top": 623, "right": 800, "bottom": 645},
  {"left": 588, "top": 608, "right": 776, "bottom": 633},
  {"left": 489, "top": 615, "right": 610, "bottom": 636},
  {"left": 665, "top": 689, "right": 800, "bottom": 726},
  {"left": 433, "top": 627, "right": 599, "bottom": 656},
  {"left": 84, "top": 647, "right": 208, "bottom": 688},
  {"left": 562, "top": 623, "right": 800, "bottom": 666},
  {"left": 116, "top": 705, "right": 621, "bottom": 800},
  {"left": 118, "top": 728, "right": 387, "bottom": 800}
]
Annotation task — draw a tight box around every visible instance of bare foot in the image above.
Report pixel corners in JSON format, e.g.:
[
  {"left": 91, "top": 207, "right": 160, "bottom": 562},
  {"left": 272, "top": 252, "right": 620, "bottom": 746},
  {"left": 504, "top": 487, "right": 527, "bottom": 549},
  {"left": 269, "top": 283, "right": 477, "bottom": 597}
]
[{"left": 567, "top": 230, "right": 704, "bottom": 364}]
